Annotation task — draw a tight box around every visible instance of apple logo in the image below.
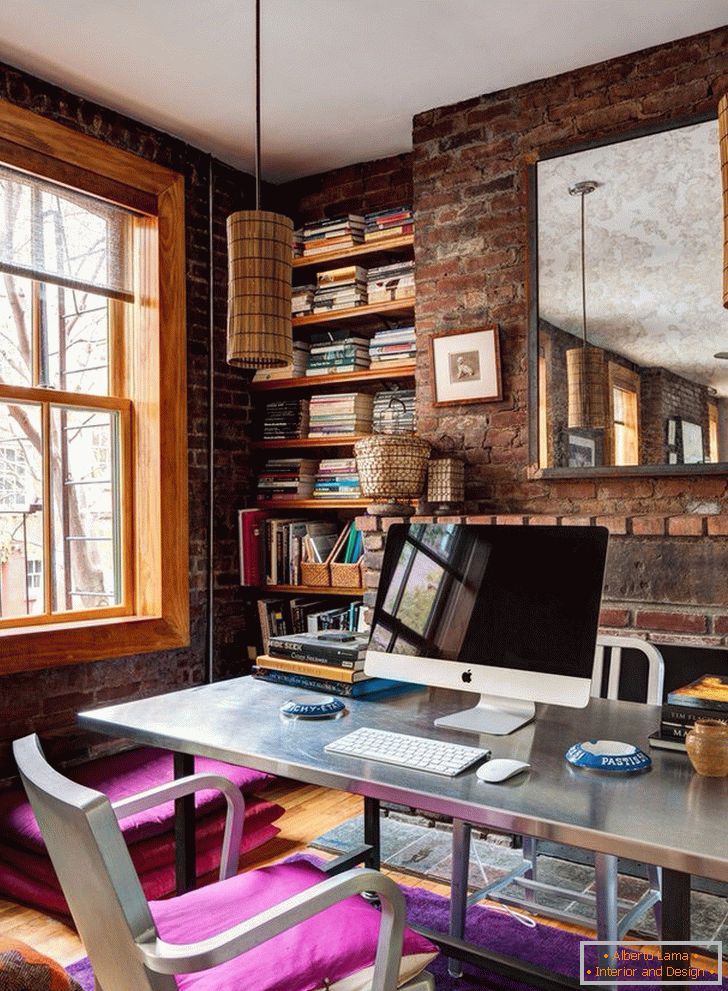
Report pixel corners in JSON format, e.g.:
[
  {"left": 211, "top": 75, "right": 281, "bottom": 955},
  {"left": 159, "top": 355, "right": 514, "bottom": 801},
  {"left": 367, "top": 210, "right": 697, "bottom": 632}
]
[{"left": 461, "top": 670, "right": 473, "bottom": 684}]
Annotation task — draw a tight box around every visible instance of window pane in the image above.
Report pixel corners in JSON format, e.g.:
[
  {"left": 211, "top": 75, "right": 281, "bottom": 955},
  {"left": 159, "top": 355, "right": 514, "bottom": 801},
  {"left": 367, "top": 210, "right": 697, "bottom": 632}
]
[
  {"left": 0, "top": 274, "right": 33, "bottom": 387},
  {"left": 44, "top": 286, "right": 111, "bottom": 395},
  {"left": 394, "top": 552, "right": 445, "bottom": 636},
  {"left": 50, "top": 406, "right": 121, "bottom": 612},
  {"left": 0, "top": 401, "right": 44, "bottom": 618}
]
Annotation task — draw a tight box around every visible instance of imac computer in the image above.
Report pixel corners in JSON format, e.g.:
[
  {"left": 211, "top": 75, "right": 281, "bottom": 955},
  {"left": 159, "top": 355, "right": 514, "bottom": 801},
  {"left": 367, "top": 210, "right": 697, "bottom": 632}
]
[{"left": 365, "top": 522, "right": 608, "bottom": 735}]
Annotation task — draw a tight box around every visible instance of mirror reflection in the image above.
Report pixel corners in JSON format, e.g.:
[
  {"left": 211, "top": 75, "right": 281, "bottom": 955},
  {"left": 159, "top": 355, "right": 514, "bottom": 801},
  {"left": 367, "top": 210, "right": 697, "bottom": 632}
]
[{"left": 536, "top": 119, "right": 728, "bottom": 470}]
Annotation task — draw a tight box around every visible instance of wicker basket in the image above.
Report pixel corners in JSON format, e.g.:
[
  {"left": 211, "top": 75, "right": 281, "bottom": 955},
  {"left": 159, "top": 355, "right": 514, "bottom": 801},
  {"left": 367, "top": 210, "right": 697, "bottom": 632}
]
[
  {"left": 300, "top": 560, "right": 331, "bottom": 587},
  {"left": 354, "top": 435, "right": 431, "bottom": 501},
  {"left": 330, "top": 560, "right": 363, "bottom": 588}
]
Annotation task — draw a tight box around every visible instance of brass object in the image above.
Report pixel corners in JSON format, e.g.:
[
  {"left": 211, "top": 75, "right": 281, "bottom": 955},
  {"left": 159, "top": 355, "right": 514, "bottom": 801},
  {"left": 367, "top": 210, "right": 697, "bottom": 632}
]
[{"left": 685, "top": 718, "right": 728, "bottom": 777}]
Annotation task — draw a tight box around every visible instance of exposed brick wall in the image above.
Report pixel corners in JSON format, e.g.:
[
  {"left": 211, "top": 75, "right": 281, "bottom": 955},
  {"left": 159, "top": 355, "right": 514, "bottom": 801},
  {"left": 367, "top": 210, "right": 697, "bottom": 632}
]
[
  {"left": 640, "top": 367, "right": 711, "bottom": 464},
  {"left": 0, "top": 63, "right": 258, "bottom": 782}
]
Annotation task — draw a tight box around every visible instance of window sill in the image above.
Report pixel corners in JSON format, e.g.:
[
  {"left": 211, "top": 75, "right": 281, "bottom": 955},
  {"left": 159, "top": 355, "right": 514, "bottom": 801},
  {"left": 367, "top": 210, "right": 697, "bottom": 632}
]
[{"left": 0, "top": 615, "right": 189, "bottom": 675}]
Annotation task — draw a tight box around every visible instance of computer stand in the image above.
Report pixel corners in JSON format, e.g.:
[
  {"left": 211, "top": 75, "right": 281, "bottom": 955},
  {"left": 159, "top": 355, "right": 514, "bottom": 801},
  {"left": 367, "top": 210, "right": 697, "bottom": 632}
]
[{"left": 434, "top": 695, "right": 536, "bottom": 736}]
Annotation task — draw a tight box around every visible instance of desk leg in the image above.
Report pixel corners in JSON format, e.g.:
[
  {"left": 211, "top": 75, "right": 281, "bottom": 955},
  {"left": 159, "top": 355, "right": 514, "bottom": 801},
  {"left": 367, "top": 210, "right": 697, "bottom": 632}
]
[
  {"left": 363, "top": 797, "right": 381, "bottom": 870},
  {"left": 449, "top": 818, "right": 471, "bottom": 980},
  {"left": 661, "top": 869, "right": 690, "bottom": 940},
  {"left": 173, "top": 752, "right": 196, "bottom": 894}
]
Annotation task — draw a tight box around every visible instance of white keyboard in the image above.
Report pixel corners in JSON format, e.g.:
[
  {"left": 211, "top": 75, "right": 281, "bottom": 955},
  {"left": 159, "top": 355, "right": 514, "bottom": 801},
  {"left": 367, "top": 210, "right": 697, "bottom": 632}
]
[{"left": 325, "top": 727, "right": 490, "bottom": 777}]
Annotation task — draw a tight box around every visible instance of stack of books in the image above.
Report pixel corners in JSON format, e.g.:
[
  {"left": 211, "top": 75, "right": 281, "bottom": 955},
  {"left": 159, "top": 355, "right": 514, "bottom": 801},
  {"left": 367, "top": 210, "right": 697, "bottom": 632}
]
[
  {"left": 306, "top": 333, "right": 370, "bottom": 376},
  {"left": 301, "top": 215, "right": 365, "bottom": 256},
  {"left": 252, "top": 340, "right": 310, "bottom": 383},
  {"left": 257, "top": 458, "right": 318, "bottom": 501},
  {"left": 293, "top": 229, "right": 304, "bottom": 258},
  {"left": 253, "top": 631, "right": 404, "bottom": 698},
  {"left": 649, "top": 675, "right": 728, "bottom": 752},
  {"left": 369, "top": 325, "right": 416, "bottom": 368},
  {"left": 255, "top": 597, "right": 366, "bottom": 654},
  {"left": 373, "top": 388, "right": 416, "bottom": 434},
  {"left": 367, "top": 261, "right": 415, "bottom": 304},
  {"left": 292, "top": 284, "right": 315, "bottom": 316},
  {"left": 264, "top": 518, "right": 339, "bottom": 585},
  {"left": 364, "top": 206, "right": 414, "bottom": 242},
  {"left": 313, "top": 266, "right": 368, "bottom": 312},
  {"left": 314, "top": 458, "right": 361, "bottom": 499},
  {"left": 262, "top": 399, "right": 310, "bottom": 441},
  {"left": 308, "top": 392, "right": 374, "bottom": 437}
]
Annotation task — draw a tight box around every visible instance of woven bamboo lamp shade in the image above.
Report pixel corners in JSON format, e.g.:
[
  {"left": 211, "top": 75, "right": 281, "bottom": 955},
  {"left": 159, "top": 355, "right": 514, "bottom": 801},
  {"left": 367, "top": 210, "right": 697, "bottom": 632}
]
[
  {"left": 566, "top": 345, "right": 606, "bottom": 429},
  {"left": 720, "top": 93, "right": 728, "bottom": 308},
  {"left": 226, "top": 209, "right": 294, "bottom": 368}
]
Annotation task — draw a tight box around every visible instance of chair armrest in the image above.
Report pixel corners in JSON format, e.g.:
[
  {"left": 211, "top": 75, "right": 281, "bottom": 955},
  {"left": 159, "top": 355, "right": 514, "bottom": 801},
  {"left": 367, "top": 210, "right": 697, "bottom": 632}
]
[
  {"left": 136, "top": 868, "right": 407, "bottom": 991},
  {"left": 112, "top": 773, "right": 245, "bottom": 881}
]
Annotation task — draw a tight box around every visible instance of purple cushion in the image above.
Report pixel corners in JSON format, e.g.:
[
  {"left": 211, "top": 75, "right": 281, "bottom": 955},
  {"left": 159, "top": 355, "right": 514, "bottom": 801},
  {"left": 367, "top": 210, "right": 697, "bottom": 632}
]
[
  {"left": 1, "top": 747, "right": 273, "bottom": 852},
  {"left": 151, "top": 859, "right": 437, "bottom": 991}
]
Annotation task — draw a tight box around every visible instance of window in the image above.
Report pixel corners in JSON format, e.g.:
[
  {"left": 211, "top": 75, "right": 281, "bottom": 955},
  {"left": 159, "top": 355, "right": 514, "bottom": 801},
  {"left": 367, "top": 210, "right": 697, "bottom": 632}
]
[
  {"left": 708, "top": 403, "right": 719, "bottom": 463},
  {"left": 608, "top": 364, "right": 640, "bottom": 467},
  {"left": 0, "top": 100, "right": 188, "bottom": 672}
]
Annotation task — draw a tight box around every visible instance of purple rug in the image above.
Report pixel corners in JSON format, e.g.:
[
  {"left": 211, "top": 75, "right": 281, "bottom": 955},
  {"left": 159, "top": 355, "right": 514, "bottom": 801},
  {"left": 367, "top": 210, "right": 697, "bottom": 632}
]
[{"left": 66, "top": 878, "right": 725, "bottom": 991}]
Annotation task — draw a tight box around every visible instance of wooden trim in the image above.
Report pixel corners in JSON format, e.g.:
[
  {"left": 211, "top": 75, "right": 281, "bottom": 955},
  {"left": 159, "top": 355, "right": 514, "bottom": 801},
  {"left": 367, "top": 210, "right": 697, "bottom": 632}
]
[
  {"left": 251, "top": 364, "right": 415, "bottom": 392},
  {"left": 0, "top": 101, "right": 189, "bottom": 668},
  {"left": 293, "top": 298, "right": 414, "bottom": 328},
  {"left": 259, "top": 584, "right": 364, "bottom": 596},
  {"left": 429, "top": 325, "right": 503, "bottom": 407},
  {"left": 292, "top": 235, "right": 413, "bottom": 270},
  {"left": 252, "top": 436, "right": 366, "bottom": 450},
  {"left": 257, "top": 498, "right": 373, "bottom": 509},
  {"left": 0, "top": 383, "right": 132, "bottom": 413}
]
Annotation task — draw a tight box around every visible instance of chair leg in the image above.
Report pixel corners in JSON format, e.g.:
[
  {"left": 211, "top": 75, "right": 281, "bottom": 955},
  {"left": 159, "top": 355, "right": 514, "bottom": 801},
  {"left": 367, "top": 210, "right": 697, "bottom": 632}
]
[
  {"left": 522, "top": 835, "right": 538, "bottom": 905},
  {"left": 448, "top": 818, "right": 471, "bottom": 980},
  {"left": 647, "top": 863, "right": 662, "bottom": 935}
]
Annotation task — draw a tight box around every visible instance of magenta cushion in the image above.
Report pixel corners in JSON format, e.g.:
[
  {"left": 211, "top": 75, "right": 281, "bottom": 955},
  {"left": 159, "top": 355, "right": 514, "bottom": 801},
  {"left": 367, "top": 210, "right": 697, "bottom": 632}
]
[
  {"left": 0, "top": 747, "right": 273, "bottom": 852},
  {"left": 151, "top": 859, "right": 437, "bottom": 991}
]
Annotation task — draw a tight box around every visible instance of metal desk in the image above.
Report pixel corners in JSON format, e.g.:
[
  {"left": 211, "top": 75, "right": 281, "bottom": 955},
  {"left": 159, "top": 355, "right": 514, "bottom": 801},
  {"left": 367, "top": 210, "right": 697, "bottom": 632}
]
[{"left": 79, "top": 678, "right": 727, "bottom": 984}]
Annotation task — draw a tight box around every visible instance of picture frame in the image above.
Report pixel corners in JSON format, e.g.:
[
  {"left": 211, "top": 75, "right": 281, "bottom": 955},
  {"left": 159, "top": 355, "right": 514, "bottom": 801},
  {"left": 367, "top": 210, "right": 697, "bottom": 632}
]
[
  {"left": 666, "top": 417, "right": 704, "bottom": 465},
  {"left": 429, "top": 326, "right": 502, "bottom": 407},
  {"left": 565, "top": 427, "right": 603, "bottom": 468}
]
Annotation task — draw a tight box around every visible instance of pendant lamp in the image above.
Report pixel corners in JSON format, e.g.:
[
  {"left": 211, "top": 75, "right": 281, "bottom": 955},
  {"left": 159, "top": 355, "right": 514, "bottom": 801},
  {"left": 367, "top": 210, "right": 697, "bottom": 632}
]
[
  {"left": 719, "top": 93, "right": 728, "bottom": 308},
  {"left": 565, "top": 180, "right": 606, "bottom": 430},
  {"left": 226, "top": 0, "right": 293, "bottom": 368}
]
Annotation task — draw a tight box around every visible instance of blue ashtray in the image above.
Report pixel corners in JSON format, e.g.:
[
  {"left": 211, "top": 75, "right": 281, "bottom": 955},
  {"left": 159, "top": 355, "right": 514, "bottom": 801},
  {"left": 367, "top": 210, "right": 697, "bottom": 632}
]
[
  {"left": 565, "top": 740, "right": 652, "bottom": 774},
  {"left": 280, "top": 695, "right": 347, "bottom": 720}
]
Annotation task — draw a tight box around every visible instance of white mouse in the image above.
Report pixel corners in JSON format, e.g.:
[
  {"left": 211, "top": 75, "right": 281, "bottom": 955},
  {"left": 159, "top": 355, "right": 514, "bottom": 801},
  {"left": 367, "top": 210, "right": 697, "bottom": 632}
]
[{"left": 476, "top": 758, "right": 530, "bottom": 783}]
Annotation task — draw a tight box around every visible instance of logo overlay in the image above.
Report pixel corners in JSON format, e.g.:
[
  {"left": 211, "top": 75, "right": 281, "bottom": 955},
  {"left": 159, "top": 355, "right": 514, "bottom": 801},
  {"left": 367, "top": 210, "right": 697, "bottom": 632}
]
[{"left": 580, "top": 942, "right": 722, "bottom": 985}]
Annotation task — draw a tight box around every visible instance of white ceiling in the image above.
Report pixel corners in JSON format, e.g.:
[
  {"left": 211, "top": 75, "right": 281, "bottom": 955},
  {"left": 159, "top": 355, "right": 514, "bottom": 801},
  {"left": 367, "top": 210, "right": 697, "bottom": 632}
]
[{"left": 0, "top": 1, "right": 726, "bottom": 182}]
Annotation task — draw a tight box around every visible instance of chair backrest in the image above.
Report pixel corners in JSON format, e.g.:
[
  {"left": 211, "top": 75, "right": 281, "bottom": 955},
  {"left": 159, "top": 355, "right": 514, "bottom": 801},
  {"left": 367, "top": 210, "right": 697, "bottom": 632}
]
[
  {"left": 591, "top": 635, "right": 664, "bottom": 705},
  {"left": 13, "top": 735, "right": 175, "bottom": 991}
]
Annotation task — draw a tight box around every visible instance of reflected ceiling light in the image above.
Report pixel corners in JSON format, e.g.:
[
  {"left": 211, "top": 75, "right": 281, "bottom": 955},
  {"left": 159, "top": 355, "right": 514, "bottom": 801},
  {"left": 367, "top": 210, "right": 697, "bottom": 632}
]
[
  {"left": 566, "top": 180, "right": 605, "bottom": 430},
  {"left": 720, "top": 93, "right": 728, "bottom": 308},
  {"left": 226, "top": 0, "right": 293, "bottom": 369}
]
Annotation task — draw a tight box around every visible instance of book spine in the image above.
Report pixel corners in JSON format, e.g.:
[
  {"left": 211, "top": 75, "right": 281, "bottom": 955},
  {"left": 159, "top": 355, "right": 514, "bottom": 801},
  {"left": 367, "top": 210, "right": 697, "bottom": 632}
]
[
  {"left": 267, "top": 644, "right": 361, "bottom": 667},
  {"left": 662, "top": 704, "right": 728, "bottom": 724},
  {"left": 252, "top": 667, "right": 355, "bottom": 697},
  {"left": 257, "top": 656, "right": 360, "bottom": 682}
]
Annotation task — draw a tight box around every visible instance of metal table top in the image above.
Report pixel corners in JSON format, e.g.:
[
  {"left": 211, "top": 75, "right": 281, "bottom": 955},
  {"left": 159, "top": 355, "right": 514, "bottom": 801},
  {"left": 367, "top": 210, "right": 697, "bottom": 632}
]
[{"left": 78, "top": 677, "right": 728, "bottom": 881}]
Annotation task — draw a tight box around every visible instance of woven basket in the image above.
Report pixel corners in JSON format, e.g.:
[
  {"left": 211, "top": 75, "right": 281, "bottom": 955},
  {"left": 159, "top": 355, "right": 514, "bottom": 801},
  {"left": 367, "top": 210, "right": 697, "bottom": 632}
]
[
  {"left": 300, "top": 560, "right": 331, "bottom": 587},
  {"left": 354, "top": 435, "right": 431, "bottom": 501},
  {"left": 331, "top": 560, "right": 363, "bottom": 588}
]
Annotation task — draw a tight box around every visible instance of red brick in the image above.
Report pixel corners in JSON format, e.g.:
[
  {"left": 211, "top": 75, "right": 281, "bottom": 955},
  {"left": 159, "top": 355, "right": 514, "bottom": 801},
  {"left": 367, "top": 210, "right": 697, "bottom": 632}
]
[
  {"left": 599, "top": 608, "right": 631, "bottom": 628},
  {"left": 355, "top": 515, "right": 379, "bottom": 532},
  {"left": 634, "top": 611, "right": 707, "bottom": 634},
  {"left": 436, "top": 515, "right": 464, "bottom": 524},
  {"left": 713, "top": 616, "right": 728, "bottom": 635},
  {"left": 382, "top": 516, "right": 409, "bottom": 532},
  {"left": 551, "top": 481, "right": 596, "bottom": 500},
  {"left": 707, "top": 516, "right": 728, "bottom": 536},
  {"left": 527, "top": 515, "right": 559, "bottom": 525},
  {"left": 561, "top": 516, "right": 594, "bottom": 527},
  {"left": 631, "top": 516, "right": 666, "bottom": 536},
  {"left": 465, "top": 514, "right": 495, "bottom": 524},
  {"left": 495, "top": 515, "right": 525, "bottom": 525},
  {"left": 667, "top": 516, "right": 705, "bottom": 537},
  {"left": 595, "top": 516, "right": 628, "bottom": 535}
]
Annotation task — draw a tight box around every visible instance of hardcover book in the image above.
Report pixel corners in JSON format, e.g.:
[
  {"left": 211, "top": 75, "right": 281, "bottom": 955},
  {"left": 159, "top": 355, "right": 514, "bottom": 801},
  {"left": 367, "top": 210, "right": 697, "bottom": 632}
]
[{"left": 667, "top": 675, "right": 728, "bottom": 711}]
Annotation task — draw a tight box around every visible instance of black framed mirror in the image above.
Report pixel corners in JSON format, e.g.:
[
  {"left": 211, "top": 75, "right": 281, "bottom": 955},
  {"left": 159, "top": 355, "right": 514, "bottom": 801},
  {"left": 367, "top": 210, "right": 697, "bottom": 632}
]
[{"left": 528, "top": 111, "right": 728, "bottom": 477}]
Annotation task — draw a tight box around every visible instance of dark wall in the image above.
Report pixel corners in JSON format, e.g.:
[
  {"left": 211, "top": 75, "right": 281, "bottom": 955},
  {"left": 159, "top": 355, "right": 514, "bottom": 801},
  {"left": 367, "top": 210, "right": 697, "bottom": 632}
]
[{"left": 0, "top": 62, "right": 258, "bottom": 782}]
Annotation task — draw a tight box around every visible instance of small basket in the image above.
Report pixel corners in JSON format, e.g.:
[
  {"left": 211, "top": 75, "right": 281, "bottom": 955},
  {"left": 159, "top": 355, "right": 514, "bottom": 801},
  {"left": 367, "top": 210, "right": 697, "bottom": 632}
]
[
  {"left": 330, "top": 525, "right": 363, "bottom": 588},
  {"left": 354, "top": 434, "right": 431, "bottom": 501},
  {"left": 299, "top": 525, "right": 350, "bottom": 588}
]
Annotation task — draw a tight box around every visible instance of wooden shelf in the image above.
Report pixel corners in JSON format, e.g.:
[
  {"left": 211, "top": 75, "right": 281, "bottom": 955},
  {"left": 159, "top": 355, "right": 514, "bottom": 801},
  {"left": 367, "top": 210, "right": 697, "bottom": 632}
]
[
  {"left": 293, "top": 298, "right": 414, "bottom": 329},
  {"left": 257, "top": 498, "right": 371, "bottom": 510},
  {"left": 293, "top": 235, "right": 413, "bottom": 270},
  {"left": 253, "top": 436, "right": 366, "bottom": 450},
  {"left": 257, "top": 584, "right": 364, "bottom": 597},
  {"left": 251, "top": 364, "right": 416, "bottom": 392}
]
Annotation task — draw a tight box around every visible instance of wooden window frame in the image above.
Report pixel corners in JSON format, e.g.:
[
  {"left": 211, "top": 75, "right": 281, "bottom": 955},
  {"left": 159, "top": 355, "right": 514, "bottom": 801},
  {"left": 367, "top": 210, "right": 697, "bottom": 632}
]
[
  {"left": 607, "top": 362, "right": 640, "bottom": 467},
  {"left": 0, "top": 99, "right": 189, "bottom": 673}
]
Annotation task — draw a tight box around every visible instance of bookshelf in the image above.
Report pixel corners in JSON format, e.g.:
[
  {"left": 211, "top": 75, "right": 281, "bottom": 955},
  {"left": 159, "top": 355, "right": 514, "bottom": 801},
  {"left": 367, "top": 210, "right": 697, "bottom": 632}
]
[
  {"left": 250, "top": 364, "right": 415, "bottom": 393},
  {"left": 259, "top": 584, "right": 365, "bottom": 596},
  {"left": 293, "top": 298, "right": 413, "bottom": 330},
  {"left": 252, "top": 436, "right": 368, "bottom": 450},
  {"left": 292, "top": 233, "right": 413, "bottom": 270},
  {"left": 256, "top": 497, "right": 371, "bottom": 510}
]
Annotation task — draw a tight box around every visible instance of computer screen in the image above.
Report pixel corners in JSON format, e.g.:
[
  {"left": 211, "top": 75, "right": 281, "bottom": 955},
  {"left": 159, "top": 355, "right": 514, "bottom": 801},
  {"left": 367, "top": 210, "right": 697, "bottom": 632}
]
[{"left": 368, "top": 522, "right": 607, "bottom": 685}]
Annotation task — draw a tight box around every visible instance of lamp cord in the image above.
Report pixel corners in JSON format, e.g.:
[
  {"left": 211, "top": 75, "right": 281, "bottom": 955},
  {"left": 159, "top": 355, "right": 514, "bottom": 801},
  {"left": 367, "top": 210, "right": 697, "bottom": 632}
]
[
  {"left": 254, "top": 0, "right": 261, "bottom": 210},
  {"left": 579, "top": 189, "right": 588, "bottom": 427}
]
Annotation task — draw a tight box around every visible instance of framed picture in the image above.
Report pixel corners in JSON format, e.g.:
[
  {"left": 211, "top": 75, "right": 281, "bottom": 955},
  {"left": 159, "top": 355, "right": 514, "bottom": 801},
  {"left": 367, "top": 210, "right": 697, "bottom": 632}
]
[
  {"left": 565, "top": 428, "right": 603, "bottom": 468},
  {"left": 429, "top": 326, "right": 502, "bottom": 407},
  {"left": 666, "top": 417, "right": 704, "bottom": 464}
]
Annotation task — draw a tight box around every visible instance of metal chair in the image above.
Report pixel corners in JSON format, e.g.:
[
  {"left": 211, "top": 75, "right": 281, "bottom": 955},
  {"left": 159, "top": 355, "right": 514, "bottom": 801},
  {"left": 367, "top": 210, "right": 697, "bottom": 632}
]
[
  {"left": 14, "top": 734, "right": 434, "bottom": 991},
  {"left": 448, "top": 636, "right": 665, "bottom": 976}
]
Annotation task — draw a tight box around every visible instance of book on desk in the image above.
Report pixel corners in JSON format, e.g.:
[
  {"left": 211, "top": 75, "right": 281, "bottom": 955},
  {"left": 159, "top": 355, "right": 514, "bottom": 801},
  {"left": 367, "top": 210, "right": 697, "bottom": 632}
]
[{"left": 649, "top": 674, "right": 728, "bottom": 752}]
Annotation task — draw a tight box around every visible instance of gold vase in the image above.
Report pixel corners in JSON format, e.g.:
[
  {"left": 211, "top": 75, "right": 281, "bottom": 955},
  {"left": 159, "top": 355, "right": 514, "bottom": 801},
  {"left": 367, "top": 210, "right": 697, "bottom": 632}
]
[{"left": 685, "top": 719, "right": 728, "bottom": 777}]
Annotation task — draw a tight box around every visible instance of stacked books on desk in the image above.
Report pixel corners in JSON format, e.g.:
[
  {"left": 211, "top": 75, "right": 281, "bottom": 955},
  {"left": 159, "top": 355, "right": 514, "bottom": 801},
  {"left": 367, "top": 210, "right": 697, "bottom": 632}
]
[
  {"left": 649, "top": 674, "right": 728, "bottom": 752},
  {"left": 301, "top": 215, "right": 365, "bottom": 256},
  {"left": 252, "top": 340, "right": 310, "bottom": 382},
  {"left": 292, "top": 284, "right": 315, "bottom": 316},
  {"left": 367, "top": 260, "right": 415, "bottom": 304},
  {"left": 253, "top": 631, "right": 404, "bottom": 698},
  {"left": 314, "top": 458, "right": 361, "bottom": 499},
  {"left": 306, "top": 333, "right": 370, "bottom": 375},
  {"left": 364, "top": 206, "right": 414, "bottom": 242},
  {"left": 313, "top": 266, "right": 368, "bottom": 312},
  {"left": 373, "top": 388, "right": 416, "bottom": 434},
  {"left": 262, "top": 399, "right": 310, "bottom": 441},
  {"left": 308, "top": 392, "right": 373, "bottom": 437},
  {"left": 257, "top": 458, "right": 318, "bottom": 501},
  {"left": 369, "top": 325, "right": 416, "bottom": 368}
]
